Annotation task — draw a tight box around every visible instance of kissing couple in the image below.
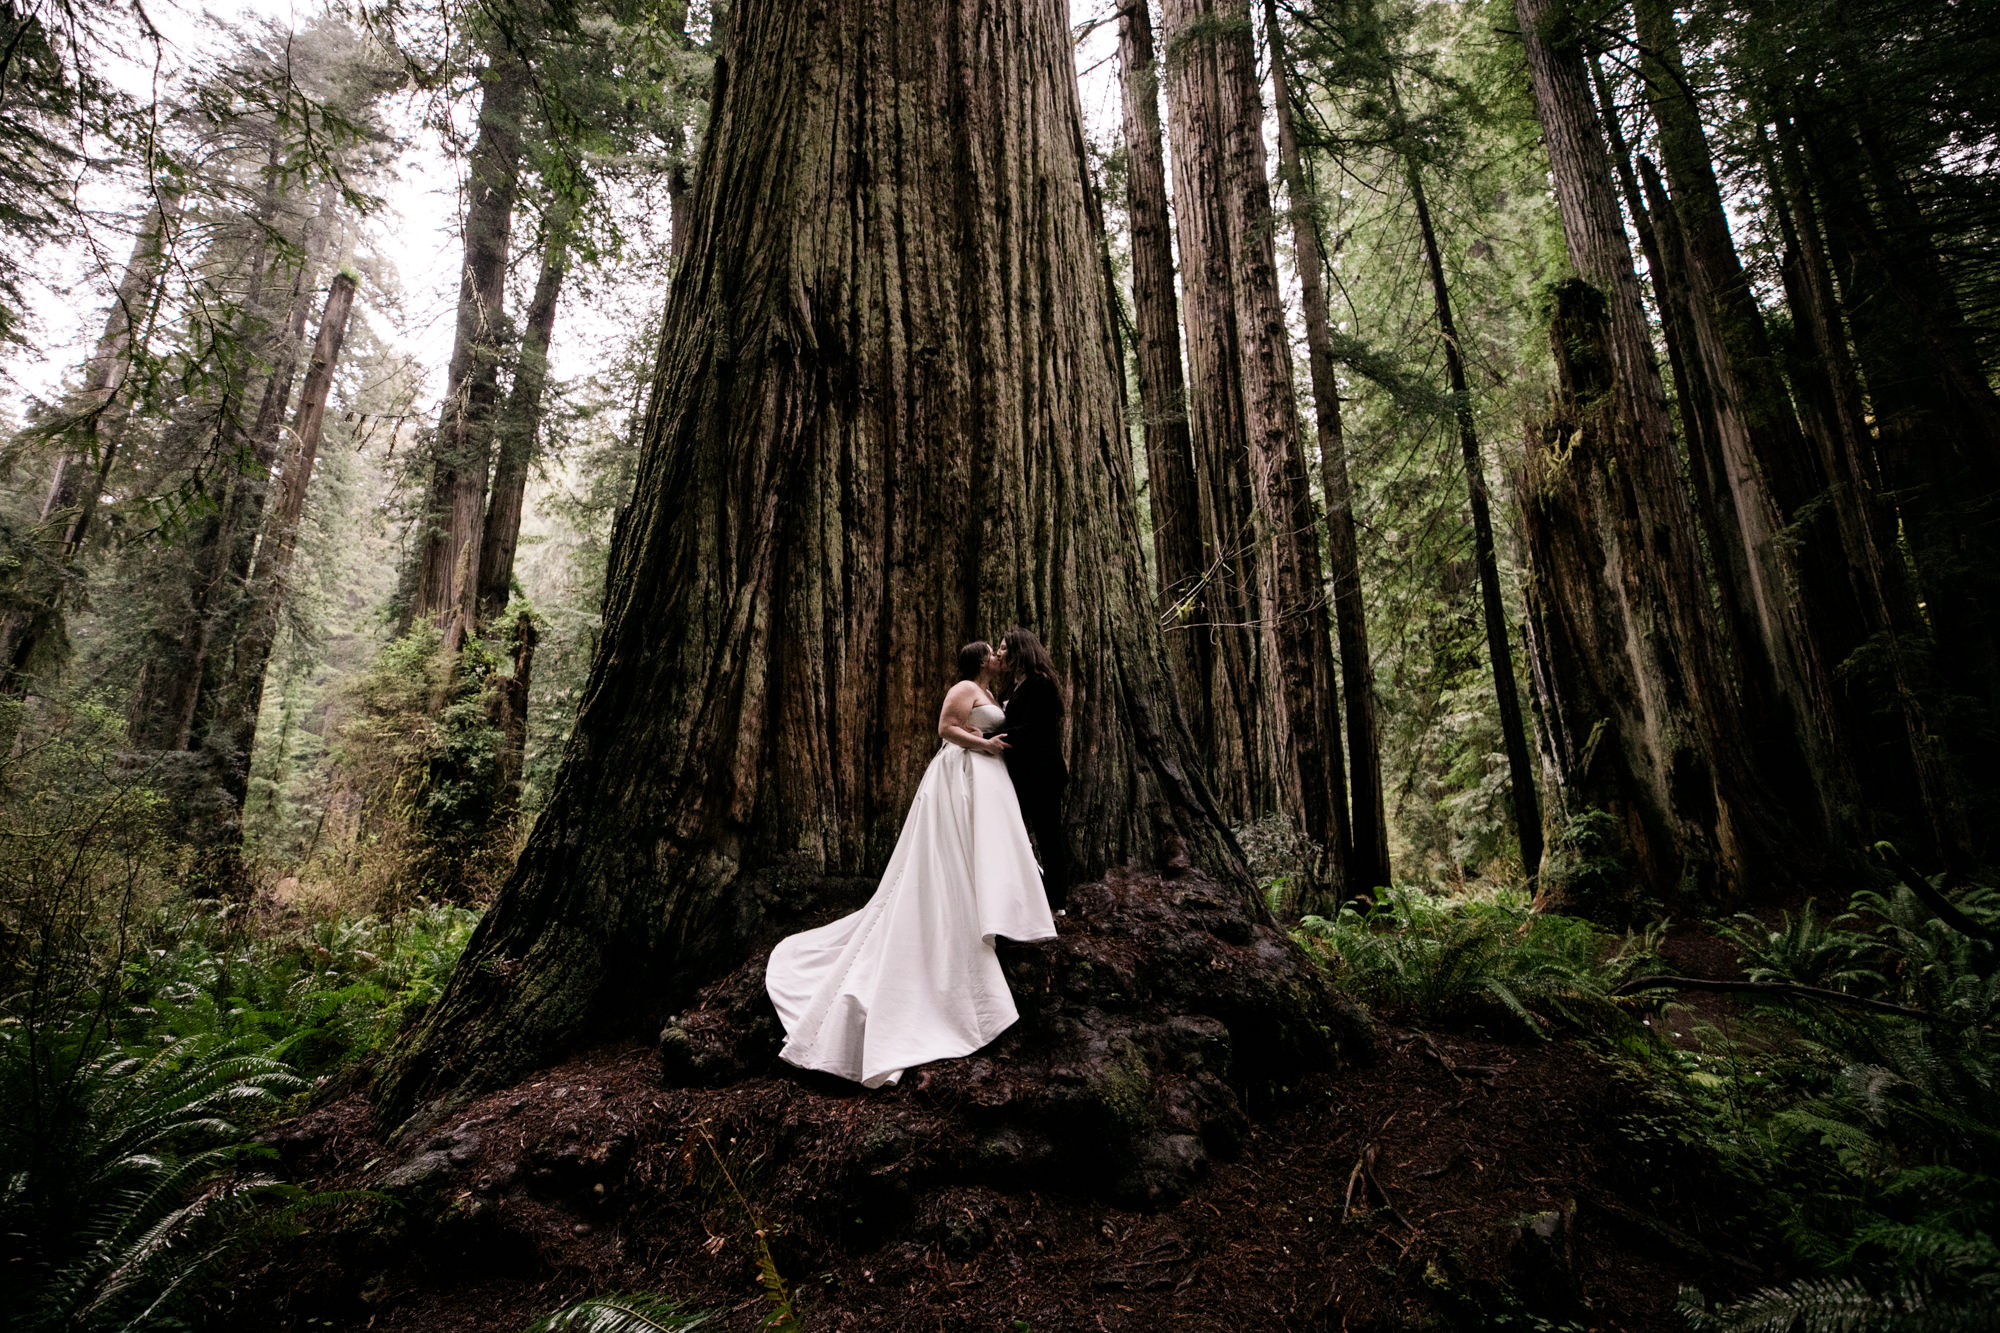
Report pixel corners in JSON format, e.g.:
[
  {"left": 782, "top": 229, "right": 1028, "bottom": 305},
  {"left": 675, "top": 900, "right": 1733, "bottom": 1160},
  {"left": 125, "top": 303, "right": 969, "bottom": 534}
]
[{"left": 764, "top": 627, "right": 1071, "bottom": 1088}]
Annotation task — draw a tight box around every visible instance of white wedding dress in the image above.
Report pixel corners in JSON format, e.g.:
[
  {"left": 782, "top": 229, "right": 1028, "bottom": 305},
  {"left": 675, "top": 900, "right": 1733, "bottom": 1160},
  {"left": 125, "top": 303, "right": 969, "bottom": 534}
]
[{"left": 765, "top": 701, "right": 1056, "bottom": 1088}]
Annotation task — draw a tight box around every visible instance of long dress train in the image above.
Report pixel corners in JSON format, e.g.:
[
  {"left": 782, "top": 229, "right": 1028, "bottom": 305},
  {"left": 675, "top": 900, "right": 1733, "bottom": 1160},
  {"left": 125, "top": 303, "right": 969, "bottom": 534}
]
[{"left": 765, "top": 703, "right": 1054, "bottom": 1088}]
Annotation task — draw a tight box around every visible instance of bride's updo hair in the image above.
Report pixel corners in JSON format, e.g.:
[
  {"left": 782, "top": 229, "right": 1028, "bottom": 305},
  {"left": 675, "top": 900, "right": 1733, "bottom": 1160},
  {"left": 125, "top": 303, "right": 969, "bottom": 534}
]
[{"left": 957, "top": 640, "right": 994, "bottom": 682}]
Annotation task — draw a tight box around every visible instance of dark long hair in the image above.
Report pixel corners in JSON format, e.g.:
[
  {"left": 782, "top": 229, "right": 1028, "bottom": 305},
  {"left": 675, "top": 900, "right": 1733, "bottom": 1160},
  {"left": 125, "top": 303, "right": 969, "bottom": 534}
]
[
  {"left": 957, "top": 640, "right": 993, "bottom": 682},
  {"left": 1000, "top": 627, "right": 1060, "bottom": 709}
]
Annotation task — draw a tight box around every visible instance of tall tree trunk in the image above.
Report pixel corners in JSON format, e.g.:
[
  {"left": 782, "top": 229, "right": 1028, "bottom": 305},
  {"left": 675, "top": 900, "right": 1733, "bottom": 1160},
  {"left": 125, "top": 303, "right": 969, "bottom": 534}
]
[
  {"left": 407, "top": 47, "right": 528, "bottom": 651},
  {"left": 1399, "top": 136, "right": 1542, "bottom": 880},
  {"left": 1116, "top": 0, "right": 1210, "bottom": 753},
  {"left": 1795, "top": 107, "right": 2000, "bottom": 841},
  {"left": 1267, "top": 1, "right": 1388, "bottom": 895},
  {"left": 0, "top": 190, "right": 179, "bottom": 691},
  {"left": 1762, "top": 124, "right": 1961, "bottom": 857},
  {"left": 1513, "top": 0, "right": 1790, "bottom": 911},
  {"left": 127, "top": 167, "right": 315, "bottom": 754},
  {"left": 377, "top": 0, "right": 1239, "bottom": 1118},
  {"left": 1159, "top": 0, "right": 1282, "bottom": 827},
  {"left": 200, "top": 270, "right": 360, "bottom": 851},
  {"left": 476, "top": 204, "right": 573, "bottom": 626},
  {"left": 1631, "top": 0, "right": 1854, "bottom": 849}
]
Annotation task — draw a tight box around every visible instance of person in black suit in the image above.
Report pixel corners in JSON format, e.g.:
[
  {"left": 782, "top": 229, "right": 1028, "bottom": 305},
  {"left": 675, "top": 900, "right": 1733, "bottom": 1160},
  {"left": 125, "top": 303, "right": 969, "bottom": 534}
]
[{"left": 996, "top": 626, "right": 1071, "bottom": 912}]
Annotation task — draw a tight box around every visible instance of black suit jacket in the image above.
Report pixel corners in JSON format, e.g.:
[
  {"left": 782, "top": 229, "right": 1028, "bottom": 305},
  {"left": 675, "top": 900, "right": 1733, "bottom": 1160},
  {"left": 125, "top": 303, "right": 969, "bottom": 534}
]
[{"left": 1002, "top": 674, "right": 1068, "bottom": 793}]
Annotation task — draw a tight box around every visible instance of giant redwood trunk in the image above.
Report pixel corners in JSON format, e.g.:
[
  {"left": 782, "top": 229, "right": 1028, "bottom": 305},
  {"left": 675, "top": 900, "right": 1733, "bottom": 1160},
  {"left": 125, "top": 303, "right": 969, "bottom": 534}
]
[
  {"left": 407, "top": 48, "right": 527, "bottom": 650},
  {"left": 1267, "top": 2, "right": 1389, "bottom": 895},
  {"left": 1116, "top": 0, "right": 1209, "bottom": 750},
  {"left": 377, "top": 0, "right": 1239, "bottom": 1119},
  {"left": 1161, "top": 0, "right": 1349, "bottom": 896},
  {"left": 1159, "top": 0, "right": 1282, "bottom": 827},
  {"left": 1513, "top": 0, "right": 1792, "bottom": 911},
  {"left": 1794, "top": 108, "right": 2000, "bottom": 839}
]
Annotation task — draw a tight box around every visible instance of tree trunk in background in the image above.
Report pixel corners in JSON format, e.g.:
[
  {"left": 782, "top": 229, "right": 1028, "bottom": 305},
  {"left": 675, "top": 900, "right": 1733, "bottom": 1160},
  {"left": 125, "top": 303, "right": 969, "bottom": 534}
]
[
  {"left": 477, "top": 205, "right": 573, "bottom": 626},
  {"left": 378, "top": 0, "right": 1238, "bottom": 1118},
  {"left": 1211, "top": 0, "right": 1350, "bottom": 902},
  {"left": 485, "top": 609, "right": 537, "bottom": 816},
  {"left": 1763, "top": 125, "right": 1962, "bottom": 859},
  {"left": 407, "top": 48, "right": 528, "bottom": 651},
  {"left": 1633, "top": 0, "right": 1855, "bottom": 849},
  {"left": 1401, "top": 146, "right": 1542, "bottom": 880},
  {"left": 0, "top": 191, "right": 179, "bottom": 692},
  {"left": 1513, "top": 0, "right": 1793, "bottom": 912},
  {"left": 1117, "top": 0, "right": 1210, "bottom": 752},
  {"left": 127, "top": 168, "right": 313, "bottom": 755},
  {"left": 201, "top": 270, "right": 359, "bottom": 851},
  {"left": 1268, "top": 4, "right": 1387, "bottom": 896},
  {"left": 1159, "top": 0, "right": 1282, "bottom": 828},
  {"left": 1795, "top": 107, "right": 2000, "bottom": 845}
]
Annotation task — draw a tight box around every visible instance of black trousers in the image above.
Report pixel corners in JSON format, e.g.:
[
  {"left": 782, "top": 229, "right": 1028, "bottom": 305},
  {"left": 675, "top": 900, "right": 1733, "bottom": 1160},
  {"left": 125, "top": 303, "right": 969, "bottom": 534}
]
[{"left": 1016, "top": 781, "right": 1070, "bottom": 910}]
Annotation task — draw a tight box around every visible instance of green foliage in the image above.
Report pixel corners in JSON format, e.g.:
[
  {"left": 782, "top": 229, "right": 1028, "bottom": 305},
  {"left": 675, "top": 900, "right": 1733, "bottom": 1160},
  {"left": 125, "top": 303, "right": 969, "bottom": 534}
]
[
  {"left": 1295, "top": 884, "right": 1662, "bottom": 1035},
  {"left": 329, "top": 625, "right": 515, "bottom": 904},
  {"left": 1643, "top": 880, "right": 2000, "bottom": 1329}
]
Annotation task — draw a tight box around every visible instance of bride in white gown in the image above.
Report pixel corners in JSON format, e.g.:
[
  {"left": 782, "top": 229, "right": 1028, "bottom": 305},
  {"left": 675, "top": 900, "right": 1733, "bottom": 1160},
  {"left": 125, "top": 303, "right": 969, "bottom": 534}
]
[{"left": 765, "top": 641, "right": 1057, "bottom": 1088}]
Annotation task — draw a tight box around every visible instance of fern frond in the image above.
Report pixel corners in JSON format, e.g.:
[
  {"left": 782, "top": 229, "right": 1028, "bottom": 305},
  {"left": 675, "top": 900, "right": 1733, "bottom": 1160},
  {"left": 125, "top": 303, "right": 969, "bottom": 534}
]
[{"left": 522, "top": 1293, "right": 718, "bottom": 1333}]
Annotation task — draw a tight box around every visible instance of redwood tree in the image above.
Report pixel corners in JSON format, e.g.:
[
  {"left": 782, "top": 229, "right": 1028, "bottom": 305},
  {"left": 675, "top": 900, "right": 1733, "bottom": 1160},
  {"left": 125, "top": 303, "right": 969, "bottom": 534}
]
[
  {"left": 406, "top": 45, "right": 528, "bottom": 650},
  {"left": 379, "top": 0, "right": 1237, "bottom": 1117},
  {"left": 1116, "top": 0, "right": 1209, "bottom": 749},
  {"left": 1160, "top": 0, "right": 1350, "bottom": 900},
  {"left": 1513, "top": 0, "right": 1794, "bottom": 910}
]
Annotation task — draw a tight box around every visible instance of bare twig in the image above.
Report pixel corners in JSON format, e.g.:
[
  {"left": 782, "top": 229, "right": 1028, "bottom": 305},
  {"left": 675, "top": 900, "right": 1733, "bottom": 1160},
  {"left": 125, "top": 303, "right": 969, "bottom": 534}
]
[{"left": 1613, "top": 975, "right": 1935, "bottom": 1021}]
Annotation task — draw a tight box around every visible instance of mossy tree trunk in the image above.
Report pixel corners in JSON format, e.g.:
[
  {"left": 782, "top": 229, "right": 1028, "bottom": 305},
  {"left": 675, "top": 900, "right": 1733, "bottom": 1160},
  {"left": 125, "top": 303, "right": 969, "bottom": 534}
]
[
  {"left": 378, "top": 0, "right": 1240, "bottom": 1121},
  {"left": 1513, "top": 0, "right": 1799, "bottom": 913}
]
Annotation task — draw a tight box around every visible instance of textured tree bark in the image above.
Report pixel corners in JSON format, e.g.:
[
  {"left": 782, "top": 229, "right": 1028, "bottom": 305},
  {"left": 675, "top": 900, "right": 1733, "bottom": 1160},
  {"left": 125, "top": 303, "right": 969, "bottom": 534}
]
[
  {"left": 1762, "top": 126, "right": 1961, "bottom": 857},
  {"left": 1401, "top": 143, "right": 1542, "bottom": 880},
  {"left": 1267, "top": 2, "right": 1387, "bottom": 896},
  {"left": 0, "top": 191, "right": 179, "bottom": 692},
  {"left": 476, "top": 205, "right": 572, "bottom": 626},
  {"left": 1797, "top": 108, "right": 2000, "bottom": 840},
  {"left": 407, "top": 48, "right": 528, "bottom": 651},
  {"left": 377, "top": 0, "right": 1239, "bottom": 1119},
  {"left": 1159, "top": 0, "right": 1281, "bottom": 827},
  {"left": 1117, "top": 0, "right": 1210, "bottom": 751},
  {"left": 1513, "top": 0, "right": 1792, "bottom": 912},
  {"left": 201, "top": 270, "right": 359, "bottom": 845},
  {"left": 1631, "top": 1, "right": 1857, "bottom": 850}
]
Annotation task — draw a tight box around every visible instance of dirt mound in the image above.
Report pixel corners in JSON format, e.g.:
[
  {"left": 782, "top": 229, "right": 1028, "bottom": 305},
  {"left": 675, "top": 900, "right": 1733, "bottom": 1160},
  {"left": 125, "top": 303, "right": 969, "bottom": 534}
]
[{"left": 222, "top": 870, "right": 1738, "bottom": 1330}]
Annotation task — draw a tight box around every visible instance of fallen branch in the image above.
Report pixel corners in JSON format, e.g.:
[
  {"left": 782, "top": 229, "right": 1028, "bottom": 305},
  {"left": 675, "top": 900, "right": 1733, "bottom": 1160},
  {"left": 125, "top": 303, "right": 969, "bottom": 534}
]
[
  {"left": 1878, "top": 844, "right": 2000, "bottom": 945},
  {"left": 1613, "top": 975, "right": 1935, "bottom": 1021},
  {"left": 1359, "top": 1145, "right": 1415, "bottom": 1233}
]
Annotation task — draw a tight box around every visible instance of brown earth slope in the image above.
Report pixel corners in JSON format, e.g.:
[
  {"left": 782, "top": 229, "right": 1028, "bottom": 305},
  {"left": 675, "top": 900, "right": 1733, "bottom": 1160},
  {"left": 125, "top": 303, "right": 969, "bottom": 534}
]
[{"left": 223, "top": 871, "right": 1741, "bottom": 1331}]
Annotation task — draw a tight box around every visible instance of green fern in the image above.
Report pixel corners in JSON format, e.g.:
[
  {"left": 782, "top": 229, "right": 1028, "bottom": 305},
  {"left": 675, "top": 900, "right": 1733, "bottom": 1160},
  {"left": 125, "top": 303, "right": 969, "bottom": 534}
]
[
  {"left": 523, "top": 1293, "right": 719, "bottom": 1333},
  {"left": 1294, "top": 884, "right": 1658, "bottom": 1036}
]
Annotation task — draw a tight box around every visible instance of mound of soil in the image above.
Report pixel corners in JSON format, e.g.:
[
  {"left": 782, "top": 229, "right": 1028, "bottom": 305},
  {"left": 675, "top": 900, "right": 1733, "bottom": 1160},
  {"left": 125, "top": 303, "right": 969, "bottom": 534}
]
[{"left": 223, "top": 869, "right": 1742, "bottom": 1330}]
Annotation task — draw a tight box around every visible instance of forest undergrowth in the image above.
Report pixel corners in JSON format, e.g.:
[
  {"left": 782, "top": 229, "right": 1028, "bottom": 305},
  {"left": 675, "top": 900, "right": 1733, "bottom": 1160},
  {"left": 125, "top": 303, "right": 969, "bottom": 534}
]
[{"left": 5, "top": 698, "right": 1992, "bottom": 1332}]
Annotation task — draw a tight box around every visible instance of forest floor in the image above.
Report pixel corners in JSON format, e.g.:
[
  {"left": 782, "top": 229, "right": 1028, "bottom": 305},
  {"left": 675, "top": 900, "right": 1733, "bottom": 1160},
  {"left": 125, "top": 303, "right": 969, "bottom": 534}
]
[{"left": 226, "top": 876, "right": 1755, "bottom": 1333}]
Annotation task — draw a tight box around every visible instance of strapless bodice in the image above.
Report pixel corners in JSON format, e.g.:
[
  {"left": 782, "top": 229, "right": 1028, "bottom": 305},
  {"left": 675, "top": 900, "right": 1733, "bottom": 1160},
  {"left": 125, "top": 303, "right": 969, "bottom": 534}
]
[{"left": 970, "top": 702, "right": 1007, "bottom": 735}]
